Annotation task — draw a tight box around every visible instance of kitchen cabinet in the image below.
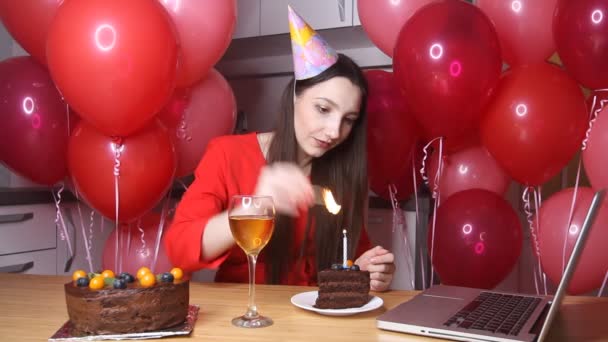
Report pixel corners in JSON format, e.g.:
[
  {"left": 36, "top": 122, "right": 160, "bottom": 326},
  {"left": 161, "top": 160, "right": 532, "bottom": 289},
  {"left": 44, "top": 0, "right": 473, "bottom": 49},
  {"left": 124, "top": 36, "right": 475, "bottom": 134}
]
[
  {"left": 0, "top": 203, "right": 58, "bottom": 275},
  {"left": 234, "top": 0, "right": 261, "bottom": 39},
  {"left": 353, "top": 0, "right": 361, "bottom": 26},
  {"left": 260, "top": 0, "right": 353, "bottom": 36}
]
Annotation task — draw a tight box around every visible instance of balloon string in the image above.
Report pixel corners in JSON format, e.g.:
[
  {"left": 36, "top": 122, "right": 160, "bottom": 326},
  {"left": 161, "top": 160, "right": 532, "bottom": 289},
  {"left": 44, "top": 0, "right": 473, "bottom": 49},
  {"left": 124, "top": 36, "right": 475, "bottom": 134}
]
[
  {"left": 389, "top": 184, "right": 415, "bottom": 290},
  {"left": 126, "top": 222, "right": 132, "bottom": 257},
  {"left": 119, "top": 225, "right": 124, "bottom": 274},
  {"left": 78, "top": 204, "right": 93, "bottom": 273},
  {"left": 582, "top": 89, "right": 608, "bottom": 150},
  {"left": 429, "top": 137, "right": 443, "bottom": 287},
  {"left": 73, "top": 187, "right": 94, "bottom": 273},
  {"left": 412, "top": 157, "right": 424, "bottom": 289},
  {"left": 522, "top": 186, "right": 541, "bottom": 295},
  {"left": 412, "top": 157, "right": 420, "bottom": 227},
  {"left": 113, "top": 138, "right": 123, "bottom": 273},
  {"left": 533, "top": 187, "right": 547, "bottom": 295},
  {"left": 563, "top": 159, "right": 582, "bottom": 275},
  {"left": 419, "top": 136, "right": 443, "bottom": 185},
  {"left": 88, "top": 210, "right": 95, "bottom": 261},
  {"left": 388, "top": 184, "right": 402, "bottom": 232},
  {"left": 419, "top": 248, "right": 426, "bottom": 290},
  {"left": 176, "top": 113, "right": 192, "bottom": 141},
  {"left": 599, "top": 270, "right": 608, "bottom": 297},
  {"left": 52, "top": 185, "right": 73, "bottom": 258},
  {"left": 137, "top": 219, "right": 148, "bottom": 258},
  {"left": 65, "top": 104, "right": 71, "bottom": 137},
  {"left": 152, "top": 190, "right": 173, "bottom": 272},
  {"left": 177, "top": 178, "right": 189, "bottom": 191}
]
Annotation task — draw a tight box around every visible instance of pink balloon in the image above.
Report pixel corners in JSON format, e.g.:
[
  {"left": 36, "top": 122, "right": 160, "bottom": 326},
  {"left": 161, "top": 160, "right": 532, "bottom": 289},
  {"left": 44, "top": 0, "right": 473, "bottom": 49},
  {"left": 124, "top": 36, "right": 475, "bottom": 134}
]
[
  {"left": 477, "top": 0, "right": 557, "bottom": 66},
  {"left": 0, "top": 56, "right": 69, "bottom": 185},
  {"left": 160, "top": 0, "right": 236, "bottom": 88},
  {"left": 583, "top": 105, "right": 608, "bottom": 191},
  {"left": 428, "top": 145, "right": 511, "bottom": 203},
  {"left": 538, "top": 187, "right": 608, "bottom": 295},
  {"left": 158, "top": 68, "right": 236, "bottom": 177},
  {"left": 103, "top": 212, "right": 174, "bottom": 275},
  {"left": 429, "top": 189, "right": 523, "bottom": 289},
  {"left": 357, "top": 0, "right": 435, "bottom": 57}
]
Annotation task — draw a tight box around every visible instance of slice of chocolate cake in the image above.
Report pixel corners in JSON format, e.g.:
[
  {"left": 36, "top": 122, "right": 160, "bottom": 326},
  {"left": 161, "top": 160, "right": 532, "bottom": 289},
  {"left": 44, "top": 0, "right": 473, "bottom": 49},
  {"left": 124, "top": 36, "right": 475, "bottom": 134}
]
[{"left": 314, "top": 264, "right": 371, "bottom": 309}]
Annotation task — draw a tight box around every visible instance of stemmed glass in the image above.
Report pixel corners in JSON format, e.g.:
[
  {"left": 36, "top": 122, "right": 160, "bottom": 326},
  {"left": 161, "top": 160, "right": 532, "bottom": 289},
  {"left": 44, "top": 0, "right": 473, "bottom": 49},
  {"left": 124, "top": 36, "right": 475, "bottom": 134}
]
[{"left": 228, "top": 195, "right": 275, "bottom": 328}]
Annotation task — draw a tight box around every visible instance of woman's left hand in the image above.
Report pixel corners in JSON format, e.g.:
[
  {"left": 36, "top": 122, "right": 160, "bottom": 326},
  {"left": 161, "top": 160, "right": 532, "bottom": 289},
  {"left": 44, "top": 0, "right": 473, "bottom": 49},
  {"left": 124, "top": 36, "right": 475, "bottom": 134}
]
[{"left": 355, "top": 246, "right": 395, "bottom": 292}]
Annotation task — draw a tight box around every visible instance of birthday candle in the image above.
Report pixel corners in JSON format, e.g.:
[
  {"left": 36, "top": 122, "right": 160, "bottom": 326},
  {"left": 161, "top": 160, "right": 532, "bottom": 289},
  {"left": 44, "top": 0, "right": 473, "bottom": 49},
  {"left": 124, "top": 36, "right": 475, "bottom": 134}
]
[{"left": 342, "top": 229, "right": 347, "bottom": 267}]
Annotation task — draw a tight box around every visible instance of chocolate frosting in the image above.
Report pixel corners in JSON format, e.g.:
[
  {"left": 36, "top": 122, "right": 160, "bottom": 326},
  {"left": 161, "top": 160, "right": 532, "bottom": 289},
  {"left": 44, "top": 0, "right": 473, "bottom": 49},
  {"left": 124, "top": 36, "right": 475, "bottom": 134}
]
[
  {"left": 64, "top": 280, "right": 189, "bottom": 335},
  {"left": 315, "top": 269, "right": 370, "bottom": 309}
]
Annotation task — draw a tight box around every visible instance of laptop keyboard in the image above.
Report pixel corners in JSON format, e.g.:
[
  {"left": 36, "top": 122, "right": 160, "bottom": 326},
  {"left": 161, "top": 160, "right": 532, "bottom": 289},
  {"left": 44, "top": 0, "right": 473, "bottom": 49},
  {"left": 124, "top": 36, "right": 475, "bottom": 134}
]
[{"left": 443, "top": 292, "right": 541, "bottom": 335}]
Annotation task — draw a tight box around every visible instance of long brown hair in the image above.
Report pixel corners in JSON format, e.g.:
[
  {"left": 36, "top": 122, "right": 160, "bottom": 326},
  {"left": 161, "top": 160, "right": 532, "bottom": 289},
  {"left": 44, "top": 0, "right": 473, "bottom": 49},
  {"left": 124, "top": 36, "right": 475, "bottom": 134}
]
[{"left": 265, "top": 53, "right": 368, "bottom": 284}]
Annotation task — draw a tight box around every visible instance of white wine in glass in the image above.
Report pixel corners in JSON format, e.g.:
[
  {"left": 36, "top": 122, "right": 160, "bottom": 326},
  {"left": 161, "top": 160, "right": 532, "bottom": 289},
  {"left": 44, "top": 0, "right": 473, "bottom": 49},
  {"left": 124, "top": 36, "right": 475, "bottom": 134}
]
[{"left": 228, "top": 195, "right": 275, "bottom": 328}]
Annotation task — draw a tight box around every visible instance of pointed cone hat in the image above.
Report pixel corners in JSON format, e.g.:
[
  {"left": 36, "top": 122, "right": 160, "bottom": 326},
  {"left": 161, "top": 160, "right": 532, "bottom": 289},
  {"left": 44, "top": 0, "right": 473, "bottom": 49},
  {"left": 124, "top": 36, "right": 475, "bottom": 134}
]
[{"left": 288, "top": 5, "right": 338, "bottom": 80}]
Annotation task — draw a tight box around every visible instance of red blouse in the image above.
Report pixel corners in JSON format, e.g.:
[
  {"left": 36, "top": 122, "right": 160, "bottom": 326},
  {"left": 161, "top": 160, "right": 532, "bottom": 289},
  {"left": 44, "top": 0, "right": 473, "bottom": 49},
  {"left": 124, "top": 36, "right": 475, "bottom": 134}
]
[{"left": 164, "top": 132, "right": 371, "bottom": 285}]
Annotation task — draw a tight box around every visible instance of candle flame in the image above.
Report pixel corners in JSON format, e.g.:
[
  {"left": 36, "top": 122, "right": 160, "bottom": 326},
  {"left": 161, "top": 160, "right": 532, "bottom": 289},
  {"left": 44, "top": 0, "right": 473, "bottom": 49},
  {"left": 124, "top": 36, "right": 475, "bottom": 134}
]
[{"left": 322, "top": 189, "right": 341, "bottom": 215}]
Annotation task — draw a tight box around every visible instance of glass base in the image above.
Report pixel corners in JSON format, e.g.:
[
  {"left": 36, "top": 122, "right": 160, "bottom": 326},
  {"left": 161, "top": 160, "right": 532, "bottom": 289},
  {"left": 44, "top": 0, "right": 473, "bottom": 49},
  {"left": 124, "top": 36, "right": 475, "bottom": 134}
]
[{"left": 231, "top": 314, "right": 273, "bottom": 328}]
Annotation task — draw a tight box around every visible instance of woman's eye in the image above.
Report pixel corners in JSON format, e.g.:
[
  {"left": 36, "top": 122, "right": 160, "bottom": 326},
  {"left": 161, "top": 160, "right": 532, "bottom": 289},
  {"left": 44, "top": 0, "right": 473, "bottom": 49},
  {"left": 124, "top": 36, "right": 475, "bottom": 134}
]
[
  {"left": 344, "top": 117, "right": 357, "bottom": 125},
  {"left": 316, "top": 105, "right": 329, "bottom": 114}
]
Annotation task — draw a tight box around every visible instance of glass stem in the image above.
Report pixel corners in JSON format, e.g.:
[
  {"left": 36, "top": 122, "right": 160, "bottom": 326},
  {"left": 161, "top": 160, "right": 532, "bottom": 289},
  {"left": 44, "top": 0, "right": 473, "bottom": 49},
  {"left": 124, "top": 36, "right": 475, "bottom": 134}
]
[{"left": 245, "top": 253, "right": 259, "bottom": 318}]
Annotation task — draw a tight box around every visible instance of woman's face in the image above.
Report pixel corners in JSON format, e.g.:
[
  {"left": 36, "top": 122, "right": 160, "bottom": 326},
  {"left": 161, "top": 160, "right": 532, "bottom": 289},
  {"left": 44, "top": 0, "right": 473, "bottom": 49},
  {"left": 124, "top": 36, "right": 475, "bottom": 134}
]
[{"left": 293, "top": 76, "right": 362, "bottom": 161}]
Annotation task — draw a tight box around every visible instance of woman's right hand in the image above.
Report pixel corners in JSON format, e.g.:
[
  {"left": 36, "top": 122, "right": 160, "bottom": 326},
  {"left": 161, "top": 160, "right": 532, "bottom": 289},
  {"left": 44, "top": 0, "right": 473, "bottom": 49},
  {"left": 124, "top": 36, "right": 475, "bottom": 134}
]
[{"left": 254, "top": 162, "right": 314, "bottom": 216}]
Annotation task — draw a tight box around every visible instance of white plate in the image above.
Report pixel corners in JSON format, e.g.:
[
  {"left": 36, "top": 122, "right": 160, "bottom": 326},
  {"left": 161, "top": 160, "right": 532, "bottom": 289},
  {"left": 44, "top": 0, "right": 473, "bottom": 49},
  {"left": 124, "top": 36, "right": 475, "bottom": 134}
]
[{"left": 290, "top": 291, "right": 383, "bottom": 316}]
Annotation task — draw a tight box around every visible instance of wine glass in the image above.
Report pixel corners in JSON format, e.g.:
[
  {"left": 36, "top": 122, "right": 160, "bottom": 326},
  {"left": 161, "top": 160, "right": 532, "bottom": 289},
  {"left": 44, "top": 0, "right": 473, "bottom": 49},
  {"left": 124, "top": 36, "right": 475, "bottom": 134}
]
[{"left": 228, "top": 195, "right": 275, "bottom": 328}]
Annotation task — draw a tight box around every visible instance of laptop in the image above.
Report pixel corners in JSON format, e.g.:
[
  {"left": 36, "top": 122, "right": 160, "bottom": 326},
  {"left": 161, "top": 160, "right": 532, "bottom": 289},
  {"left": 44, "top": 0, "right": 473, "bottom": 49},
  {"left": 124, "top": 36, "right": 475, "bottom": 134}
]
[{"left": 376, "top": 189, "right": 606, "bottom": 342}]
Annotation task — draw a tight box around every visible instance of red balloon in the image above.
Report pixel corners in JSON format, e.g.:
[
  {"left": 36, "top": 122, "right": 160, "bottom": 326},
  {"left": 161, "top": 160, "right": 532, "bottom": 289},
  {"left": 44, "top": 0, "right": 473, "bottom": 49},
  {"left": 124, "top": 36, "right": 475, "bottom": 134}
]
[
  {"left": 538, "top": 187, "right": 608, "bottom": 295},
  {"left": 158, "top": 69, "right": 236, "bottom": 177},
  {"left": 554, "top": 0, "right": 608, "bottom": 89},
  {"left": 0, "top": 56, "right": 69, "bottom": 185},
  {"left": 477, "top": 0, "right": 557, "bottom": 66},
  {"left": 583, "top": 105, "right": 608, "bottom": 191},
  {"left": 357, "top": 0, "right": 435, "bottom": 57},
  {"left": 46, "top": 0, "right": 178, "bottom": 137},
  {"left": 430, "top": 189, "right": 522, "bottom": 289},
  {"left": 428, "top": 145, "right": 511, "bottom": 203},
  {"left": 393, "top": 0, "right": 502, "bottom": 142},
  {"left": 160, "top": 0, "right": 236, "bottom": 88},
  {"left": 103, "top": 212, "right": 174, "bottom": 275},
  {"left": 365, "top": 70, "right": 420, "bottom": 201},
  {"left": 480, "top": 63, "right": 588, "bottom": 186},
  {"left": 68, "top": 120, "right": 176, "bottom": 222},
  {"left": 0, "top": 0, "right": 63, "bottom": 65}
]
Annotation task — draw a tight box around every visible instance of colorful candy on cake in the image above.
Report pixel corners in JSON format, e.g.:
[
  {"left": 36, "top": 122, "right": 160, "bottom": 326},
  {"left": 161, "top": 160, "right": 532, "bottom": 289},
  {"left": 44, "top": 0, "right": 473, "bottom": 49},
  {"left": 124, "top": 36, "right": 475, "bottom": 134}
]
[
  {"left": 65, "top": 266, "right": 189, "bottom": 335},
  {"left": 314, "top": 230, "right": 371, "bottom": 309}
]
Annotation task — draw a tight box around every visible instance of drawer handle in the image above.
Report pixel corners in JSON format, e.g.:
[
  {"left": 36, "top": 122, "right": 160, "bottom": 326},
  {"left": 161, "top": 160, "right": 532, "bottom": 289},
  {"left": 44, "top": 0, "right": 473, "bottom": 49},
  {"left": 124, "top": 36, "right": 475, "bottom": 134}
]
[
  {"left": 338, "top": 0, "right": 346, "bottom": 22},
  {"left": 0, "top": 261, "right": 34, "bottom": 273},
  {"left": 0, "top": 212, "right": 34, "bottom": 224}
]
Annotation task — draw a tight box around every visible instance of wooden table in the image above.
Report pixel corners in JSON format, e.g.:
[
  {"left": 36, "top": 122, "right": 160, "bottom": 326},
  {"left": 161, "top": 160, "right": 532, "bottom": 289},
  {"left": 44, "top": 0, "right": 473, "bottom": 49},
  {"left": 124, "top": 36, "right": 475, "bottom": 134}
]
[{"left": 1, "top": 274, "right": 607, "bottom": 341}]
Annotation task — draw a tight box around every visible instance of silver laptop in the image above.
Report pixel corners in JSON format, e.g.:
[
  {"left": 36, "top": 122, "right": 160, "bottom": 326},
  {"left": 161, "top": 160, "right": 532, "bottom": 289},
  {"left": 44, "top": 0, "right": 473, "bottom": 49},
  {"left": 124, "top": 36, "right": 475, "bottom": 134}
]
[{"left": 377, "top": 189, "right": 606, "bottom": 342}]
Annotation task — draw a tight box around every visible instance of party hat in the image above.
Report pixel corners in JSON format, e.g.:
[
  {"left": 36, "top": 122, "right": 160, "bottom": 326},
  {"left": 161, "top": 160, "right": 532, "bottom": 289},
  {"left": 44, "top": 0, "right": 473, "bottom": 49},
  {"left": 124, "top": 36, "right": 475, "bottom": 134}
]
[{"left": 288, "top": 5, "right": 338, "bottom": 80}]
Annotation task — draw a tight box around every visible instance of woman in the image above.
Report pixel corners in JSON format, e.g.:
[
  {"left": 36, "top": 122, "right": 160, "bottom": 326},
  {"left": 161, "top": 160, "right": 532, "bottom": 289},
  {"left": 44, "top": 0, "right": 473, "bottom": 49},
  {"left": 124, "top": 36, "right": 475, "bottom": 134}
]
[{"left": 165, "top": 9, "right": 395, "bottom": 291}]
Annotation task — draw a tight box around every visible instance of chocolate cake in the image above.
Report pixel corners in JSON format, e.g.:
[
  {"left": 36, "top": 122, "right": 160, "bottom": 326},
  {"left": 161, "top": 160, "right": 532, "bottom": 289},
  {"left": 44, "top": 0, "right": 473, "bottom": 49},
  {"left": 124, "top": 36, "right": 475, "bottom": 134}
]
[
  {"left": 64, "top": 269, "right": 189, "bottom": 335},
  {"left": 314, "top": 264, "right": 370, "bottom": 309}
]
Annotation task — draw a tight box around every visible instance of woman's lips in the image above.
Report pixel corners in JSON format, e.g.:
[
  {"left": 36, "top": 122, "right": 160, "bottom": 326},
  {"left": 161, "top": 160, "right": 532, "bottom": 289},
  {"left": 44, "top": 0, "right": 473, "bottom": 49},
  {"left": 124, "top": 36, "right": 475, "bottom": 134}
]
[{"left": 314, "top": 138, "right": 330, "bottom": 149}]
